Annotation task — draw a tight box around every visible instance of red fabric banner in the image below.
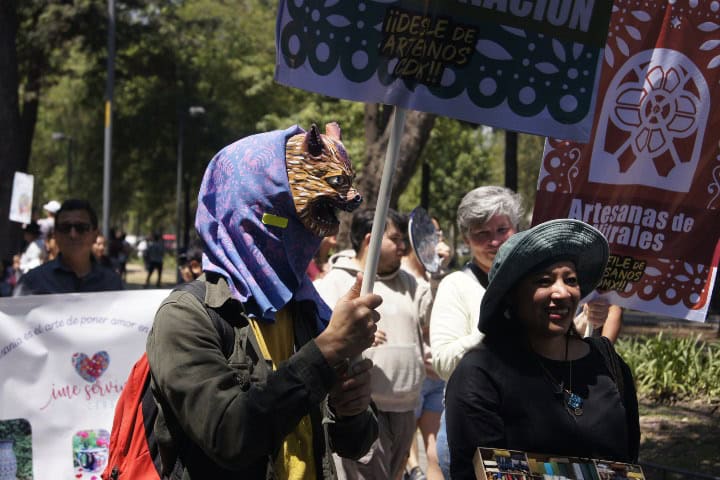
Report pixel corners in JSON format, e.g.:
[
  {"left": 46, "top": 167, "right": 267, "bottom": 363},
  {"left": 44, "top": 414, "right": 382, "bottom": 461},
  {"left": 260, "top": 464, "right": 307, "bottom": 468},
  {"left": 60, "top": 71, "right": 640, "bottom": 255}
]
[{"left": 532, "top": 0, "right": 720, "bottom": 321}]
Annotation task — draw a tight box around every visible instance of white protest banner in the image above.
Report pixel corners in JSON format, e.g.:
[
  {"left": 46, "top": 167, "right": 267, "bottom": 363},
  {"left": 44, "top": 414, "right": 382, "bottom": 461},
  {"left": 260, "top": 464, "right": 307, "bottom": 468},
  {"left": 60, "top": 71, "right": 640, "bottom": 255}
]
[
  {"left": 0, "top": 289, "right": 170, "bottom": 479},
  {"left": 275, "top": 0, "right": 614, "bottom": 141},
  {"left": 9, "top": 172, "right": 34, "bottom": 224},
  {"left": 532, "top": 0, "right": 720, "bottom": 321}
]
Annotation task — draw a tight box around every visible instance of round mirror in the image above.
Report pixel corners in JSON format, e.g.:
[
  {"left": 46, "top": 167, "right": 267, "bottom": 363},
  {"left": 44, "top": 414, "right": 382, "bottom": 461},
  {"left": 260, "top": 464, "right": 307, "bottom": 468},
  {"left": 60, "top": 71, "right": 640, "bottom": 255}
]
[{"left": 408, "top": 207, "right": 441, "bottom": 274}]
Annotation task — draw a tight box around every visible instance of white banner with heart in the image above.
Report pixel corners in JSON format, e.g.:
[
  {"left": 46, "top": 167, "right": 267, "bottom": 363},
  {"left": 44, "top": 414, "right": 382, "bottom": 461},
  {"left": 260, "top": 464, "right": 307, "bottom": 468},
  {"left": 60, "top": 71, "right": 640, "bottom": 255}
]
[{"left": 0, "top": 290, "right": 170, "bottom": 480}]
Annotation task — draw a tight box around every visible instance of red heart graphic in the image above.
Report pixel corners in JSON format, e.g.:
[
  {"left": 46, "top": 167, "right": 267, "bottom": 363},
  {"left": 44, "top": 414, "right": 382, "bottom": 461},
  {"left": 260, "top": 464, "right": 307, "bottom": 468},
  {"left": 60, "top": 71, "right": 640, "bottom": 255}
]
[{"left": 72, "top": 351, "right": 110, "bottom": 382}]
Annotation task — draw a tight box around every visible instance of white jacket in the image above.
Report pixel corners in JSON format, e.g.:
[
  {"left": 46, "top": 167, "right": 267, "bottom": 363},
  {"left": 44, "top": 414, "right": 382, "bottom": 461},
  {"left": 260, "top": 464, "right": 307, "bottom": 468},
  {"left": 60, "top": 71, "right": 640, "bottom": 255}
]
[{"left": 429, "top": 269, "right": 485, "bottom": 381}]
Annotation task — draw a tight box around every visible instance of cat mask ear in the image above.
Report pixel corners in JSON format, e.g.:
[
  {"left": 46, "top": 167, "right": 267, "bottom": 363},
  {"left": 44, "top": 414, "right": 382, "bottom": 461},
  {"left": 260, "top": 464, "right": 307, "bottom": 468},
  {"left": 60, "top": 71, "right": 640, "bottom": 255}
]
[
  {"left": 304, "top": 123, "right": 324, "bottom": 157},
  {"left": 325, "top": 122, "right": 341, "bottom": 141}
]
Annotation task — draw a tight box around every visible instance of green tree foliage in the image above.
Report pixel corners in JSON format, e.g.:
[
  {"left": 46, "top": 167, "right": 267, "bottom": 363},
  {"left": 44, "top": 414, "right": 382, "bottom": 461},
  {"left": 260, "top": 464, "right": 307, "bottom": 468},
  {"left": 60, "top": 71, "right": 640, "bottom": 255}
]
[
  {"left": 398, "top": 118, "right": 494, "bottom": 246},
  {"left": 486, "top": 130, "right": 546, "bottom": 223},
  {"left": 33, "top": 45, "right": 98, "bottom": 201},
  {"left": 397, "top": 123, "right": 547, "bottom": 260},
  {"left": 398, "top": 123, "right": 546, "bottom": 236},
  {"left": 1, "top": 0, "right": 119, "bottom": 258},
  {"left": 18, "top": 0, "right": 531, "bottom": 248},
  {"left": 516, "top": 132, "right": 546, "bottom": 220},
  {"left": 27, "top": 0, "right": 371, "bottom": 239},
  {"left": 16, "top": 0, "right": 114, "bottom": 163}
]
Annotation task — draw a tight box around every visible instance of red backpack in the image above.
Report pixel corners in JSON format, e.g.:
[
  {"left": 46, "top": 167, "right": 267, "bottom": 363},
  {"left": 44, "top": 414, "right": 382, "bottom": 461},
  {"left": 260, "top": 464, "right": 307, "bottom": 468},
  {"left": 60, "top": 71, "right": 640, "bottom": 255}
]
[
  {"left": 102, "top": 353, "right": 161, "bottom": 480},
  {"left": 102, "top": 280, "right": 260, "bottom": 480}
]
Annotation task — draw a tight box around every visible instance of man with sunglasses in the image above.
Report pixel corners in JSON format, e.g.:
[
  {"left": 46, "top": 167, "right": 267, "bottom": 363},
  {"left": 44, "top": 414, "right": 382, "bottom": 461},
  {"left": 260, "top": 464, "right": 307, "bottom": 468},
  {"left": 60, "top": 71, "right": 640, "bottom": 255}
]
[{"left": 14, "top": 199, "right": 123, "bottom": 296}]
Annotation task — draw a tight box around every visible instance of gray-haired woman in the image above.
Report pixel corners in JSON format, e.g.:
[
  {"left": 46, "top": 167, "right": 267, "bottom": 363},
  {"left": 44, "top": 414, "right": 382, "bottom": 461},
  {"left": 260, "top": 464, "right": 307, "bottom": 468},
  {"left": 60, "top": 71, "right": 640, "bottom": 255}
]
[
  {"left": 431, "top": 186, "right": 523, "bottom": 379},
  {"left": 429, "top": 186, "right": 523, "bottom": 478}
]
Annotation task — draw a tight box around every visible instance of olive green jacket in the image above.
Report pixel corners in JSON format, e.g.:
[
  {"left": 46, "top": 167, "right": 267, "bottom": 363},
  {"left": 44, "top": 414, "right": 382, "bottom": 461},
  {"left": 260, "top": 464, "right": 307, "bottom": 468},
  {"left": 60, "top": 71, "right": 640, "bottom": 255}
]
[{"left": 146, "top": 274, "right": 378, "bottom": 479}]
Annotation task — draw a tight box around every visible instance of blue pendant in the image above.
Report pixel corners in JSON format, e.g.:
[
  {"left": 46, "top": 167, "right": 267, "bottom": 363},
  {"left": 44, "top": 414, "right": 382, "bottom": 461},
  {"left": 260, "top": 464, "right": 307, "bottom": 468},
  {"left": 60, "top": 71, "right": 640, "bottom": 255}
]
[{"left": 567, "top": 392, "right": 583, "bottom": 416}]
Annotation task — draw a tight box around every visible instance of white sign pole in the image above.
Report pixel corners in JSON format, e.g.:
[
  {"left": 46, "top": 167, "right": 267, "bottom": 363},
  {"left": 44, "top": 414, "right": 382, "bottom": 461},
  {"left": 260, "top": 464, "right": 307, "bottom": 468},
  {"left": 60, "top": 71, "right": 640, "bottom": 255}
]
[{"left": 360, "top": 107, "right": 407, "bottom": 296}]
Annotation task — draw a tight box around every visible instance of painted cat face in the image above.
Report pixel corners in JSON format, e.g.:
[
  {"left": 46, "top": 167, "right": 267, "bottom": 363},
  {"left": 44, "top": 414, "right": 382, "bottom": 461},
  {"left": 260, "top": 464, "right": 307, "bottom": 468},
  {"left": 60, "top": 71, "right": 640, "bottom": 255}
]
[{"left": 286, "top": 123, "right": 362, "bottom": 237}]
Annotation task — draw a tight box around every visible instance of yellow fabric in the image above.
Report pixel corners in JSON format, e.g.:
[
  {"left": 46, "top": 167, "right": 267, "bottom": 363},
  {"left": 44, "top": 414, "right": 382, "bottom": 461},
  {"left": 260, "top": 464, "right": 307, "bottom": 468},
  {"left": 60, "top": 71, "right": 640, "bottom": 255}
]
[{"left": 249, "top": 309, "right": 316, "bottom": 480}]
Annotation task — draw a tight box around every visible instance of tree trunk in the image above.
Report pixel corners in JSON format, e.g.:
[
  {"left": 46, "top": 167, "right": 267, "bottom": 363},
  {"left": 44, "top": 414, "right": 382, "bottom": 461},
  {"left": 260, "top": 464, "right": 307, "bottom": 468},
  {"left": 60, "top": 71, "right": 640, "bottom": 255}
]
[
  {"left": 337, "top": 104, "right": 436, "bottom": 248},
  {"left": 0, "top": 1, "right": 25, "bottom": 261}
]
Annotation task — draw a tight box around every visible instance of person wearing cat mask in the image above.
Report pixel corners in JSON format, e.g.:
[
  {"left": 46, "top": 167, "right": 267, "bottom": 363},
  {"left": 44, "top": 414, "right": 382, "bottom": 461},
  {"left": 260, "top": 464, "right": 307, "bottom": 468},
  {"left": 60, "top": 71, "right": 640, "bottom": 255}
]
[{"left": 146, "top": 123, "right": 380, "bottom": 479}]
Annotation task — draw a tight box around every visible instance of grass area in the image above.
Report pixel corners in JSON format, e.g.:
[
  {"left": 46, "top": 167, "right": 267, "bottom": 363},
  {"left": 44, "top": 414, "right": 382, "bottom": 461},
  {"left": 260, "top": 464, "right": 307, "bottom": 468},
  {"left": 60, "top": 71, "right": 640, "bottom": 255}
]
[{"left": 615, "top": 329, "right": 720, "bottom": 477}]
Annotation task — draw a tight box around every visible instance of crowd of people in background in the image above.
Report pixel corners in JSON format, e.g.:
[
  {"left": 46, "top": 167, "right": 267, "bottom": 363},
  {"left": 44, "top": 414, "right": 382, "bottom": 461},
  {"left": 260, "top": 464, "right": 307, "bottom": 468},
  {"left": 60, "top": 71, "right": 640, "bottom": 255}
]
[
  {"left": 12, "top": 199, "right": 124, "bottom": 295},
  {"left": 0, "top": 198, "right": 188, "bottom": 296},
  {"left": 1, "top": 181, "right": 677, "bottom": 479}
]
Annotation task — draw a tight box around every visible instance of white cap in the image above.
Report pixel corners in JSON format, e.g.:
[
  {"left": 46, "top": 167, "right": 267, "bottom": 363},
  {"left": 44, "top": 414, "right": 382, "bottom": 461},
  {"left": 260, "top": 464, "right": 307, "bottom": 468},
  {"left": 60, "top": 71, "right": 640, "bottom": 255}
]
[{"left": 43, "top": 200, "right": 61, "bottom": 213}]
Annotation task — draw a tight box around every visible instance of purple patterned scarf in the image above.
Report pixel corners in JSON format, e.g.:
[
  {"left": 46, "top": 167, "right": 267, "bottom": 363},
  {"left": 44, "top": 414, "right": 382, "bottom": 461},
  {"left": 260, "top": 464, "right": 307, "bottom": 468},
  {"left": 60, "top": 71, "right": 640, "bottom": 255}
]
[{"left": 196, "top": 125, "right": 332, "bottom": 328}]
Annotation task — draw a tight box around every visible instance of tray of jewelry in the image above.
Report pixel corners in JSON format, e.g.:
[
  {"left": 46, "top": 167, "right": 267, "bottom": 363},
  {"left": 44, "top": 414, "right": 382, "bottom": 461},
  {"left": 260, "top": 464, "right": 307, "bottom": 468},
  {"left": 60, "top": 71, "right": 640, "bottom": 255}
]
[{"left": 473, "top": 447, "right": 645, "bottom": 480}]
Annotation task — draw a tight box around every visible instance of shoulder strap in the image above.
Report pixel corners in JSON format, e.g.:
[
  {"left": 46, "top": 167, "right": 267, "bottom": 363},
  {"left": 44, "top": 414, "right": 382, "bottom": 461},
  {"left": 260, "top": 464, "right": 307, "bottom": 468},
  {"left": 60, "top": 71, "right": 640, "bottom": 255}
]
[
  {"left": 588, "top": 336, "right": 625, "bottom": 405},
  {"left": 174, "top": 280, "right": 273, "bottom": 381},
  {"left": 174, "top": 280, "right": 239, "bottom": 357}
]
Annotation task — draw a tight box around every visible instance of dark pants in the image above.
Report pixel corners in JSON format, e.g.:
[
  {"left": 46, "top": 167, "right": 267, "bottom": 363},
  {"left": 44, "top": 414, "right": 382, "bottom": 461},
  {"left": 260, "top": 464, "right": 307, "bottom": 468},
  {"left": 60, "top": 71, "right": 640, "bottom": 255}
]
[{"left": 145, "top": 261, "right": 163, "bottom": 287}]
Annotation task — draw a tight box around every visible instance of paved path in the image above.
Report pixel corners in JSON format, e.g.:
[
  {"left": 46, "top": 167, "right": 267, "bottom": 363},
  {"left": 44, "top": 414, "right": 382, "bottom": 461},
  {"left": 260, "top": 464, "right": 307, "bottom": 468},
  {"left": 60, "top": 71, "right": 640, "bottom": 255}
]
[{"left": 124, "top": 260, "right": 177, "bottom": 289}]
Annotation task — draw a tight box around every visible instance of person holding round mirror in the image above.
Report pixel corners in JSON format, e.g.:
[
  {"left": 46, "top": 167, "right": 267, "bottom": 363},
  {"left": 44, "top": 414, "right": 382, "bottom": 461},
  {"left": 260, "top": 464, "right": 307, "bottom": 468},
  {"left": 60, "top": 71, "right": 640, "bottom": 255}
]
[
  {"left": 400, "top": 209, "right": 452, "bottom": 480},
  {"left": 444, "top": 219, "right": 640, "bottom": 479}
]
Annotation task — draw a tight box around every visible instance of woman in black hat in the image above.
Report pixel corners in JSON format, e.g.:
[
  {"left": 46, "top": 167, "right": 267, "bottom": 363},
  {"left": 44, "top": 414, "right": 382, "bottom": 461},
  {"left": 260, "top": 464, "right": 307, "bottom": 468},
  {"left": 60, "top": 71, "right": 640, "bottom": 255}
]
[{"left": 444, "top": 219, "right": 639, "bottom": 479}]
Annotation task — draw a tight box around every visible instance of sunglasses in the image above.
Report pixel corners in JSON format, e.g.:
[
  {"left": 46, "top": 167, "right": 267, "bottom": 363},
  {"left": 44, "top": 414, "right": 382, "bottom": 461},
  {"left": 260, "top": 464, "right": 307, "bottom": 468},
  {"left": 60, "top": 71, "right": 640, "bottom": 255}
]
[{"left": 56, "top": 222, "right": 93, "bottom": 234}]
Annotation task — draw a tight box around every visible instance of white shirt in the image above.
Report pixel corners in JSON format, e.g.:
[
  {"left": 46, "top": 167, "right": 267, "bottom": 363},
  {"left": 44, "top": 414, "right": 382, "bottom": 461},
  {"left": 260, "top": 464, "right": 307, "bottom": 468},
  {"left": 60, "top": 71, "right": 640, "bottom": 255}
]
[
  {"left": 37, "top": 217, "right": 54, "bottom": 239},
  {"left": 429, "top": 269, "right": 485, "bottom": 381},
  {"left": 19, "top": 239, "right": 45, "bottom": 274}
]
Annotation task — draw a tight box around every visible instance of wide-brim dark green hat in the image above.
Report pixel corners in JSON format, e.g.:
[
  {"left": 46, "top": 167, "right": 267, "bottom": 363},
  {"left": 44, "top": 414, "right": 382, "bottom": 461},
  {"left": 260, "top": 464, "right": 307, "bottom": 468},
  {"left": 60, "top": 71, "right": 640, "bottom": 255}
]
[{"left": 478, "top": 219, "right": 609, "bottom": 333}]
